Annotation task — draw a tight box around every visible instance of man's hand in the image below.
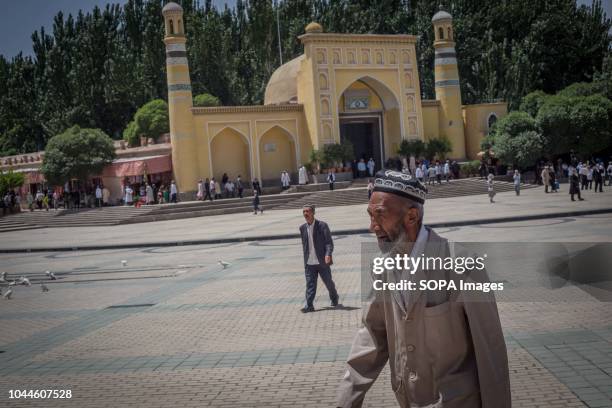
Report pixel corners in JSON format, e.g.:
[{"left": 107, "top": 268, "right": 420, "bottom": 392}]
[{"left": 325, "top": 255, "right": 332, "bottom": 265}]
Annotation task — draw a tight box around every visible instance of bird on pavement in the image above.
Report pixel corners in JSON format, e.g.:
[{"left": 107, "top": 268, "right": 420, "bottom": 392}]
[
  {"left": 8, "top": 280, "right": 17, "bottom": 287},
  {"left": 19, "top": 276, "right": 31, "bottom": 287},
  {"left": 41, "top": 284, "right": 49, "bottom": 292},
  {"left": 46, "top": 271, "right": 57, "bottom": 280},
  {"left": 121, "top": 260, "right": 128, "bottom": 267},
  {"left": 3, "top": 288, "right": 13, "bottom": 299},
  {"left": 0, "top": 271, "right": 6, "bottom": 282},
  {"left": 218, "top": 260, "right": 231, "bottom": 269}
]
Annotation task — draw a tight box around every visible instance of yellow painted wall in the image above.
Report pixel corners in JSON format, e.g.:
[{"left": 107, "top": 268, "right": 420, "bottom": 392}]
[
  {"left": 259, "top": 127, "right": 296, "bottom": 182},
  {"left": 421, "top": 103, "right": 440, "bottom": 141},
  {"left": 190, "top": 108, "right": 309, "bottom": 183},
  {"left": 462, "top": 102, "right": 508, "bottom": 160},
  {"left": 210, "top": 128, "right": 251, "bottom": 181}
]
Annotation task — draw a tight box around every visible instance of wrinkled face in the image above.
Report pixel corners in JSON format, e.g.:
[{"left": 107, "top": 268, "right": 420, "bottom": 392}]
[
  {"left": 302, "top": 208, "right": 314, "bottom": 224},
  {"left": 367, "top": 191, "right": 420, "bottom": 250}
]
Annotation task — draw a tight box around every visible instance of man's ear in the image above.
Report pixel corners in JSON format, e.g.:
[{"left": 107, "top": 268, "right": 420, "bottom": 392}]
[{"left": 406, "top": 207, "right": 420, "bottom": 226}]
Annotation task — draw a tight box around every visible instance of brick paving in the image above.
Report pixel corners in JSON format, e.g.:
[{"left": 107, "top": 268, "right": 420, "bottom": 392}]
[{"left": 0, "top": 216, "right": 611, "bottom": 407}]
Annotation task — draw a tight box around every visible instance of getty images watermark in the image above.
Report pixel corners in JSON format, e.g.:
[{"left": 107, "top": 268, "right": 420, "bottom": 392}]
[
  {"left": 359, "top": 242, "right": 612, "bottom": 302},
  {"left": 371, "top": 252, "right": 504, "bottom": 293}
]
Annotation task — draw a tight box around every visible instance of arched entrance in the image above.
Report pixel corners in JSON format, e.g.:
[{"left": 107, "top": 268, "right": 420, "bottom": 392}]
[
  {"left": 338, "top": 76, "right": 401, "bottom": 171},
  {"left": 258, "top": 126, "right": 296, "bottom": 185},
  {"left": 210, "top": 127, "right": 251, "bottom": 182}
]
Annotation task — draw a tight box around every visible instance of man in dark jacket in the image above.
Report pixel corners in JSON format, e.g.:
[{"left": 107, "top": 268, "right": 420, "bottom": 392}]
[{"left": 299, "top": 204, "right": 339, "bottom": 313}]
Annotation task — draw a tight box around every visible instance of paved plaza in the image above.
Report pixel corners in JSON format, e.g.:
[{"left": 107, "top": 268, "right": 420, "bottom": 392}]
[
  {"left": 0, "top": 193, "right": 611, "bottom": 407},
  {"left": 1, "top": 186, "right": 612, "bottom": 252}
]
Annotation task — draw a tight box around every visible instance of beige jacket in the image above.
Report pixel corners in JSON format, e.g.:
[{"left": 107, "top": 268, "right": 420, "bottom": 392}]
[{"left": 337, "top": 228, "right": 510, "bottom": 408}]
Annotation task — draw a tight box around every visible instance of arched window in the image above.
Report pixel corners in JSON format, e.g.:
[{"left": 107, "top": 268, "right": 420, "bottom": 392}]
[
  {"left": 447, "top": 27, "right": 452, "bottom": 40},
  {"left": 169, "top": 19, "right": 174, "bottom": 35},
  {"left": 178, "top": 19, "right": 182, "bottom": 34},
  {"left": 438, "top": 27, "right": 444, "bottom": 40},
  {"left": 487, "top": 113, "right": 498, "bottom": 132}
]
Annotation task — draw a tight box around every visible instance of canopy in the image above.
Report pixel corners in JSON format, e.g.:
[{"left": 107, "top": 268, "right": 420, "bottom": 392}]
[{"left": 102, "top": 155, "right": 172, "bottom": 178}]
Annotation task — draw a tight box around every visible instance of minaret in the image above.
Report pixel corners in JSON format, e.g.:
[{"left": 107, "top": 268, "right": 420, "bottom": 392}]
[
  {"left": 162, "top": 2, "right": 197, "bottom": 195},
  {"left": 432, "top": 6, "right": 466, "bottom": 159}
]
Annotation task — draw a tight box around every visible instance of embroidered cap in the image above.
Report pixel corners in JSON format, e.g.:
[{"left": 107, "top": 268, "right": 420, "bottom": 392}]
[{"left": 372, "top": 170, "right": 427, "bottom": 204}]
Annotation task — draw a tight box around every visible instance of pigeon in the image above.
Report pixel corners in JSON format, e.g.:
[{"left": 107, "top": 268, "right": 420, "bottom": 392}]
[
  {"left": 121, "top": 260, "right": 128, "bottom": 267},
  {"left": 0, "top": 271, "right": 6, "bottom": 282},
  {"left": 218, "top": 260, "right": 231, "bottom": 269},
  {"left": 8, "top": 280, "right": 17, "bottom": 287},
  {"left": 3, "top": 288, "right": 12, "bottom": 299},
  {"left": 41, "top": 284, "right": 49, "bottom": 292},
  {"left": 19, "top": 276, "right": 31, "bottom": 287},
  {"left": 46, "top": 271, "right": 57, "bottom": 280}
]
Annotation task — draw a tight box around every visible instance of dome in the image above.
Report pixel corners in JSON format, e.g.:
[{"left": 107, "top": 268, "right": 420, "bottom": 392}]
[
  {"left": 305, "top": 22, "right": 323, "bottom": 33},
  {"left": 264, "top": 55, "right": 304, "bottom": 105},
  {"left": 432, "top": 6, "right": 452, "bottom": 22},
  {"left": 162, "top": 2, "right": 183, "bottom": 14}
]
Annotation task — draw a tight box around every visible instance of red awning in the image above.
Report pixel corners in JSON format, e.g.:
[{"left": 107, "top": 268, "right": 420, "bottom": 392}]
[{"left": 102, "top": 155, "right": 172, "bottom": 178}]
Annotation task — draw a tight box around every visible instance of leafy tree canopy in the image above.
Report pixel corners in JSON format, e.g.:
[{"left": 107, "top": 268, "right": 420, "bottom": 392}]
[
  {"left": 193, "top": 93, "right": 221, "bottom": 107},
  {"left": 123, "top": 99, "right": 169, "bottom": 146},
  {"left": 41, "top": 126, "right": 116, "bottom": 185}
]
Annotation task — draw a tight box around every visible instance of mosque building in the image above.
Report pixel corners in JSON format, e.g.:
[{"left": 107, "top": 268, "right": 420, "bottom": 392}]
[
  {"left": 162, "top": 2, "right": 507, "bottom": 193},
  {"left": 0, "top": 3, "right": 507, "bottom": 203}
]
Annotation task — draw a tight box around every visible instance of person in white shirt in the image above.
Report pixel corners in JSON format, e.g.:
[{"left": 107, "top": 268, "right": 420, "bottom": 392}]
[
  {"left": 327, "top": 170, "right": 336, "bottom": 190},
  {"left": 415, "top": 165, "right": 423, "bottom": 183},
  {"left": 357, "top": 159, "right": 367, "bottom": 178},
  {"left": 197, "top": 179, "right": 203, "bottom": 200},
  {"left": 443, "top": 160, "right": 451, "bottom": 183},
  {"left": 435, "top": 162, "right": 442, "bottom": 184},
  {"left": 367, "top": 158, "right": 375, "bottom": 177},
  {"left": 427, "top": 166, "right": 436, "bottom": 185},
  {"left": 586, "top": 166, "right": 593, "bottom": 190},
  {"left": 513, "top": 169, "right": 521, "bottom": 196},
  {"left": 170, "top": 180, "right": 178, "bottom": 203},
  {"left": 95, "top": 185, "right": 102, "bottom": 207},
  {"left": 607, "top": 162, "right": 612, "bottom": 186},
  {"left": 124, "top": 185, "right": 133, "bottom": 205}
]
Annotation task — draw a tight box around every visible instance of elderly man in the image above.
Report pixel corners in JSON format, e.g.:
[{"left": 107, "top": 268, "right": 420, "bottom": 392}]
[
  {"left": 299, "top": 204, "right": 339, "bottom": 313},
  {"left": 337, "top": 170, "right": 510, "bottom": 408}
]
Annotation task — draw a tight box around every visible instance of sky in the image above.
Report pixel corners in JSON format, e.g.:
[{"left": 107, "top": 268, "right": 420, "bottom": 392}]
[{"left": 0, "top": 0, "right": 610, "bottom": 59}]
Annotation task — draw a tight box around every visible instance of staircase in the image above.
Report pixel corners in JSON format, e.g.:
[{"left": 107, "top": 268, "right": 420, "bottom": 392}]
[
  {"left": 0, "top": 178, "right": 535, "bottom": 233},
  {"left": 273, "top": 178, "right": 536, "bottom": 210}
]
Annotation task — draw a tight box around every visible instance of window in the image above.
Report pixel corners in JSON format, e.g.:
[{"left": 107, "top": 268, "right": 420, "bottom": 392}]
[
  {"left": 447, "top": 27, "right": 452, "bottom": 40},
  {"left": 169, "top": 19, "right": 174, "bottom": 35},
  {"left": 487, "top": 113, "right": 498, "bottom": 132},
  {"left": 438, "top": 27, "right": 444, "bottom": 40}
]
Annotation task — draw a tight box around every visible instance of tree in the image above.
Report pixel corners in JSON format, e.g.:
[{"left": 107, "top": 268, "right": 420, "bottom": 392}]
[
  {"left": 397, "top": 139, "right": 425, "bottom": 159},
  {"left": 41, "top": 126, "right": 116, "bottom": 186},
  {"left": 123, "top": 99, "right": 169, "bottom": 146},
  {"left": 520, "top": 90, "right": 549, "bottom": 118},
  {"left": 494, "top": 130, "right": 545, "bottom": 170},
  {"left": 0, "top": 170, "right": 25, "bottom": 195},
  {"left": 425, "top": 137, "right": 452, "bottom": 161},
  {"left": 569, "top": 94, "right": 612, "bottom": 156},
  {"left": 193, "top": 93, "right": 221, "bottom": 107}
]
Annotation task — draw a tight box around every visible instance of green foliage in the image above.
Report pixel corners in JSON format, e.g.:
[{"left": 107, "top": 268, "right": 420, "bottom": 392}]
[
  {"left": 494, "top": 130, "right": 545, "bottom": 169},
  {"left": 321, "top": 143, "right": 344, "bottom": 168},
  {"left": 425, "top": 137, "right": 452, "bottom": 161},
  {"left": 459, "top": 160, "right": 481, "bottom": 178},
  {"left": 123, "top": 99, "right": 169, "bottom": 146},
  {"left": 397, "top": 139, "right": 425, "bottom": 158},
  {"left": 41, "top": 126, "right": 116, "bottom": 186},
  {"left": 0, "top": 0, "right": 610, "bottom": 155},
  {"left": 519, "top": 91, "right": 549, "bottom": 117},
  {"left": 193, "top": 93, "right": 221, "bottom": 107},
  {"left": 0, "top": 170, "right": 25, "bottom": 195}
]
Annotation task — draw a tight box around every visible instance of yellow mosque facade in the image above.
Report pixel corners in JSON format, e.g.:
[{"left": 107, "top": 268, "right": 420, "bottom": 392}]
[{"left": 162, "top": 2, "right": 507, "bottom": 193}]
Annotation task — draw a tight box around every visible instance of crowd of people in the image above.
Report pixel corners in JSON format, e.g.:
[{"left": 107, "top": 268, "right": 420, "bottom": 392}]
[{"left": 195, "top": 174, "right": 264, "bottom": 202}]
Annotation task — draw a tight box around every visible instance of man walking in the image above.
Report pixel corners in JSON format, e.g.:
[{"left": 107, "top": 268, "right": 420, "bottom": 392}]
[
  {"left": 170, "top": 180, "right": 178, "bottom": 203},
  {"left": 299, "top": 205, "right": 339, "bottom": 313},
  {"left": 541, "top": 165, "right": 551, "bottom": 193},
  {"left": 328, "top": 169, "right": 336, "bottom": 191},
  {"left": 236, "top": 176, "right": 244, "bottom": 198},
  {"left": 336, "top": 170, "right": 510, "bottom": 408}
]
